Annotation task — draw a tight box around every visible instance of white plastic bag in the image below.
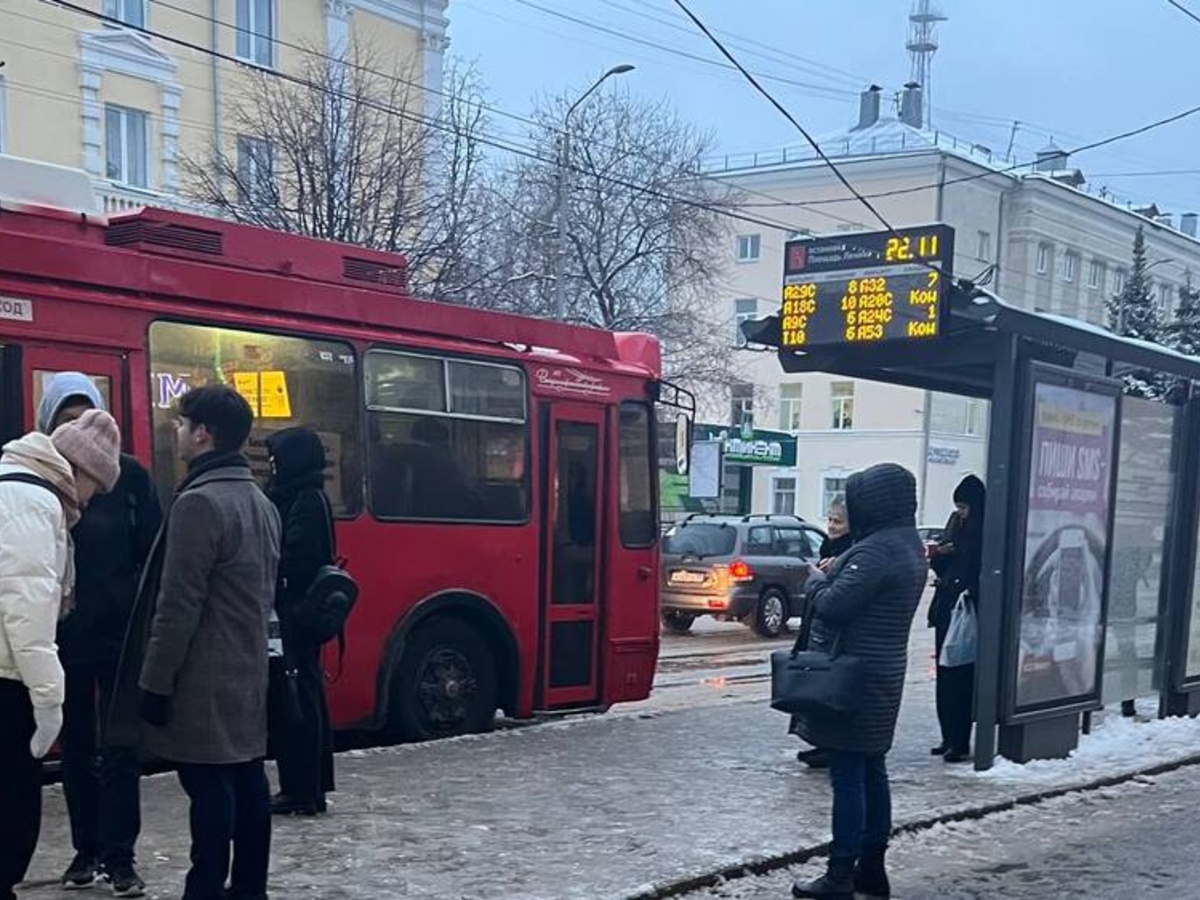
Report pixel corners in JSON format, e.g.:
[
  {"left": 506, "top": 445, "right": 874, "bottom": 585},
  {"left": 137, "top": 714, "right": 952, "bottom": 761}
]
[{"left": 939, "top": 595, "right": 977, "bottom": 668}]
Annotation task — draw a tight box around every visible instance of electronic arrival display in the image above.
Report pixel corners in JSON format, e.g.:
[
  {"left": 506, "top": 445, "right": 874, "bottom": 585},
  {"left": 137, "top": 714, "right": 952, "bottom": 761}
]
[{"left": 780, "top": 225, "right": 955, "bottom": 350}]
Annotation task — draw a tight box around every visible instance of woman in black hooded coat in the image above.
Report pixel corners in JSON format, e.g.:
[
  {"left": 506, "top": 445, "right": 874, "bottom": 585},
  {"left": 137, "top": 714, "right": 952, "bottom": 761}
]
[{"left": 266, "top": 427, "right": 336, "bottom": 816}]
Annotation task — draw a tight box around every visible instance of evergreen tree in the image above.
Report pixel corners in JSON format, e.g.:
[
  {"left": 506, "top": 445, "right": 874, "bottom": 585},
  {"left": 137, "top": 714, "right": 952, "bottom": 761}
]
[
  {"left": 1107, "top": 226, "right": 1160, "bottom": 342},
  {"left": 1107, "top": 226, "right": 1163, "bottom": 398},
  {"left": 1165, "top": 281, "right": 1200, "bottom": 358}
]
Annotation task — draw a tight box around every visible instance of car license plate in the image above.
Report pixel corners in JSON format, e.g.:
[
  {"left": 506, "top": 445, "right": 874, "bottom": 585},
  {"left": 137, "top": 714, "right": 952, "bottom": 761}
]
[{"left": 669, "top": 570, "right": 708, "bottom": 586}]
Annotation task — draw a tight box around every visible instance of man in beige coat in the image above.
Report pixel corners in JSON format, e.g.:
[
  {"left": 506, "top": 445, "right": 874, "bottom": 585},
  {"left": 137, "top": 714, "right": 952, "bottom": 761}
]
[{"left": 111, "top": 385, "right": 280, "bottom": 900}]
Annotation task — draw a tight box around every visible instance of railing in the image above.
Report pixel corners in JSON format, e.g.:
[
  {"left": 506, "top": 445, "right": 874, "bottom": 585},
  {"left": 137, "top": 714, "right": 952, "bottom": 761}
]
[{"left": 94, "top": 181, "right": 178, "bottom": 215}]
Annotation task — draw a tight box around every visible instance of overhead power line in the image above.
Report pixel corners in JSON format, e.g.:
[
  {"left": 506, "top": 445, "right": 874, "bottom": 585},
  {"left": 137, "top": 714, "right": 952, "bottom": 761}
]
[{"left": 670, "top": 0, "right": 897, "bottom": 235}]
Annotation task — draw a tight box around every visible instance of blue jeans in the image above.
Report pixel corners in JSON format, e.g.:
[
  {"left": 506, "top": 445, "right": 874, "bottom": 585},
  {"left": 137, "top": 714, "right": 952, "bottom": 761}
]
[
  {"left": 827, "top": 751, "right": 892, "bottom": 859},
  {"left": 177, "top": 761, "right": 271, "bottom": 900}
]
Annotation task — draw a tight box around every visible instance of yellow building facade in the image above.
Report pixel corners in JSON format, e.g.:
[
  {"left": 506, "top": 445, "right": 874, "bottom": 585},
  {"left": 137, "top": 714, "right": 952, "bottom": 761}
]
[{"left": 0, "top": 0, "right": 449, "bottom": 212}]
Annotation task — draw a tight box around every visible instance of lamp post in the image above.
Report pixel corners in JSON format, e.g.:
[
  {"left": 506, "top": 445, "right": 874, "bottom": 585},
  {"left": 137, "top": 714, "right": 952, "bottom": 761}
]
[{"left": 554, "top": 64, "right": 635, "bottom": 321}]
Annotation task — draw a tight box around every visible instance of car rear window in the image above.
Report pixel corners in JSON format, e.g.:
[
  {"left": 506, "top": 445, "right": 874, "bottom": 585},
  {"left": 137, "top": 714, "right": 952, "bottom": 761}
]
[{"left": 663, "top": 523, "right": 737, "bottom": 557}]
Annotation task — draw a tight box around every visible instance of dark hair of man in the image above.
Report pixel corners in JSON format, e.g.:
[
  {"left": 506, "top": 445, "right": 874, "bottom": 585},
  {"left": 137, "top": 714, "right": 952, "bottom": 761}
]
[{"left": 178, "top": 384, "right": 254, "bottom": 453}]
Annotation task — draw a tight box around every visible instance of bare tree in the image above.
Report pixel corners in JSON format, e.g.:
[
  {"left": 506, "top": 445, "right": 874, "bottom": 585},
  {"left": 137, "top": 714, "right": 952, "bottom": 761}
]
[
  {"left": 483, "top": 93, "right": 743, "bottom": 388},
  {"left": 183, "top": 45, "right": 495, "bottom": 300}
]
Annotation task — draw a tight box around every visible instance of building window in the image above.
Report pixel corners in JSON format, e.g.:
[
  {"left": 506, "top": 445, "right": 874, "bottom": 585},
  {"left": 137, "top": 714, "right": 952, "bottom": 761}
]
[
  {"left": 772, "top": 477, "right": 797, "bottom": 516},
  {"left": 736, "top": 234, "right": 761, "bottom": 262},
  {"left": 1160, "top": 283, "right": 1173, "bottom": 314},
  {"left": 1088, "top": 259, "right": 1104, "bottom": 290},
  {"left": 237, "top": 0, "right": 275, "bottom": 67},
  {"left": 1114, "top": 268, "right": 1127, "bottom": 294},
  {"left": 1063, "top": 252, "right": 1077, "bottom": 283},
  {"left": 236, "top": 135, "right": 275, "bottom": 205},
  {"left": 976, "top": 230, "right": 992, "bottom": 261},
  {"left": 779, "top": 382, "right": 802, "bottom": 432},
  {"left": 734, "top": 298, "right": 758, "bottom": 347},
  {"left": 103, "top": 0, "right": 146, "bottom": 27},
  {"left": 830, "top": 381, "right": 854, "bottom": 430},
  {"left": 822, "top": 476, "right": 848, "bottom": 515},
  {"left": 104, "top": 105, "right": 149, "bottom": 188},
  {"left": 1037, "top": 243, "right": 1051, "bottom": 275},
  {"left": 730, "top": 382, "right": 754, "bottom": 429}
]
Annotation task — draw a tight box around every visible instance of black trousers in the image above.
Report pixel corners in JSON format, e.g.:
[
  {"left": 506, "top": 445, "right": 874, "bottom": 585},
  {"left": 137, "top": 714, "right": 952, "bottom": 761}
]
[
  {"left": 271, "top": 642, "right": 334, "bottom": 803},
  {"left": 177, "top": 761, "right": 271, "bottom": 900},
  {"left": 61, "top": 662, "right": 142, "bottom": 869},
  {"left": 0, "top": 678, "right": 40, "bottom": 900},
  {"left": 934, "top": 619, "right": 975, "bottom": 753}
]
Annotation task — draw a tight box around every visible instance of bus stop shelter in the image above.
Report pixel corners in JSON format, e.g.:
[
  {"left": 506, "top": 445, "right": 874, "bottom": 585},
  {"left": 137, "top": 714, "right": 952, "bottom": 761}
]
[{"left": 747, "top": 286, "right": 1200, "bottom": 770}]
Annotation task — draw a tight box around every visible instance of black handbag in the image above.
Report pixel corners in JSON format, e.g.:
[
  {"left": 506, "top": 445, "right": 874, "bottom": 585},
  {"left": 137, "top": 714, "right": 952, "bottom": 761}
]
[{"left": 770, "top": 635, "right": 863, "bottom": 717}]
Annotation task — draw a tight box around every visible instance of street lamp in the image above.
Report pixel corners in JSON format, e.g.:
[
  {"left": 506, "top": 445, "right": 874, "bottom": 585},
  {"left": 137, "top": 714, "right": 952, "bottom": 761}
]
[{"left": 554, "top": 64, "right": 635, "bottom": 320}]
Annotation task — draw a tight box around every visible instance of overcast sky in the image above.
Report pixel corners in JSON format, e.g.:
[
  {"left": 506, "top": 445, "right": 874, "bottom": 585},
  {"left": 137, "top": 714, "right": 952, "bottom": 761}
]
[{"left": 450, "top": 0, "right": 1200, "bottom": 216}]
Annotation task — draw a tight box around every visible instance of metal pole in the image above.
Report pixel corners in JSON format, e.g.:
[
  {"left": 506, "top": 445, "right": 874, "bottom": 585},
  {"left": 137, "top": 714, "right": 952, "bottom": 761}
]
[
  {"left": 553, "top": 64, "right": 634, "bottom": 321},
  {"left": 918, "top": 389, "right": 932, "bottom": 522}
]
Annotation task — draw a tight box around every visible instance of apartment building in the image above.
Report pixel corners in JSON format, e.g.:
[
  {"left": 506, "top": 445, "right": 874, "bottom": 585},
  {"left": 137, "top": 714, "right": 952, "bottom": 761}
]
[
  {"left": 0, "top": 0, "right": 448, "bottom": 213},
  {"left": 705, "top": 86, "right": 1200, "bottom": 524}
]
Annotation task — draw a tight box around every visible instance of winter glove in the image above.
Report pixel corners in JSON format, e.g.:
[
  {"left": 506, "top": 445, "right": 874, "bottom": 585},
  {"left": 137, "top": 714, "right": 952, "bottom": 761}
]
[
  {"left": 139, "top": 690, "right": 171, "bottom": 727},
  {"left": 30, "top": 704, "right": 63, "bottom": 759}
]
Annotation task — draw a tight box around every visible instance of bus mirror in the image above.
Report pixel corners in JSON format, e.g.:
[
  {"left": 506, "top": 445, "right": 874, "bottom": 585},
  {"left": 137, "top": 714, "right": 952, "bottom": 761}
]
[{"left": 675, "top": 414, "right": 692, "bottom": 476}]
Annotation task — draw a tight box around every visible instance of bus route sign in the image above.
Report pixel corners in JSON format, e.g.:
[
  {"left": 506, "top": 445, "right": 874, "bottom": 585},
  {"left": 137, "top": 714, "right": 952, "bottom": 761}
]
[{"left": 780, "top": 225, "right": 955, "bottom": 350}]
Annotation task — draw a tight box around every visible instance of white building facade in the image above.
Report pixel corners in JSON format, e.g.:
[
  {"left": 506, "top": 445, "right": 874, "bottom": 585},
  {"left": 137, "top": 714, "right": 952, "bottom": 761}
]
[{"left": 706, "top": 88, "right": 1200, "bottom": 526}]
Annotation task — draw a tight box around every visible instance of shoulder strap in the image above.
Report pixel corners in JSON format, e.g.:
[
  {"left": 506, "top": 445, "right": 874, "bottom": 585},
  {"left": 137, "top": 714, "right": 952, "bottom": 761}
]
[
  {"left": 315, "top": 489, "right": 338, "bottom": 564},
  {"left": 0, "top": 473, "right": 56, "bottom": 493}
]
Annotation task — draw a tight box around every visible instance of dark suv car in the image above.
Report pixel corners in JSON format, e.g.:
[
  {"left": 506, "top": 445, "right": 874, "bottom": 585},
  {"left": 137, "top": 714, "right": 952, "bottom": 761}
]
[{"left": 659, "top": 514, "right": 826, "bottom": 638}]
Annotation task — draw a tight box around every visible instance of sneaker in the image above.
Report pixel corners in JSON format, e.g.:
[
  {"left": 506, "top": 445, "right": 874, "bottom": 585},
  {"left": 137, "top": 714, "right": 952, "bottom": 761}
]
[
  {"left": 105, "top": 864, "right": 147, "bottom": 898},
  {"left": 61, "top": 854, "right": 99, "bottom": 890}
]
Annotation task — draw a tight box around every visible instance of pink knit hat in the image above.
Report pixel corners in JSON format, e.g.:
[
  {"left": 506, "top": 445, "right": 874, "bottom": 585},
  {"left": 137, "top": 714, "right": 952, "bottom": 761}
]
[{"left": 51, "top": 409, "right": 121, "bottom": 492}]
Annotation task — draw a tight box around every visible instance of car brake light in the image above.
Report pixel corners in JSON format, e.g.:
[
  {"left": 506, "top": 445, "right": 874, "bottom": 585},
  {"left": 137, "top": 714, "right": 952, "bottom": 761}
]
[{"left": 728, "top": 559, "right": 754, "bottom": 583}]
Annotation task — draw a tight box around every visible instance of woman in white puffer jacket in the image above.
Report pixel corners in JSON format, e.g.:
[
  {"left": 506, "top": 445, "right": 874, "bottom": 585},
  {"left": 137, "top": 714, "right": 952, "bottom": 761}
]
[{"left": 0, "top": 410, "right": 120, "bottom": 900}]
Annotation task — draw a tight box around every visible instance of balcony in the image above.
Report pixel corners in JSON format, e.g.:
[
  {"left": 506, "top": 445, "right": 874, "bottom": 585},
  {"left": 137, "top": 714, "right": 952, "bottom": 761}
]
[{"left": 94, "top": 181, "right": 178, "bottom": 215}]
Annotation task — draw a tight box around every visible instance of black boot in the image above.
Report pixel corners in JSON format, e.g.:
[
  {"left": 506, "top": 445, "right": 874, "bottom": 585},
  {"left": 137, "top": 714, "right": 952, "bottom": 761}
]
[
  {"left": 854, "top": 845, "right": 891, "bottom": 899},
  {"left": 792, "top": 857, "right": 855, "bottom": 899}
]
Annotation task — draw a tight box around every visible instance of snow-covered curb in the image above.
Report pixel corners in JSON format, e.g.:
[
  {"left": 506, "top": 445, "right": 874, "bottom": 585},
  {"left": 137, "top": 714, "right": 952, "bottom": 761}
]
[{"left": 951, "top": 712, "right": 1200, "bottom": 786}]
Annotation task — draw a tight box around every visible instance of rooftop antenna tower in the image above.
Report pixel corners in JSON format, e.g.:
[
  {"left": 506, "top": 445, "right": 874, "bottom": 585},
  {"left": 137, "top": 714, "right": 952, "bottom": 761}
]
[{"left": 906, "top": 0, "right": 947, "bottom": 129}]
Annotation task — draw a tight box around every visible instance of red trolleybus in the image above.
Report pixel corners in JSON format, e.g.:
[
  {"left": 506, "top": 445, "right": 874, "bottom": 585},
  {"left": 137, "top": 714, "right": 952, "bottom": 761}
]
[{"left": 0, "top": 162, "right": 691, "bottom": 741}]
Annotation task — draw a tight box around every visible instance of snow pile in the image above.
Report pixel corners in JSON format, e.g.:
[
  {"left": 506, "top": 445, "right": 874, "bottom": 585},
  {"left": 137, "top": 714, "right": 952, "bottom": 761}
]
[{"left": 955, "top": 712, "right": 1200, "bottom": 786}]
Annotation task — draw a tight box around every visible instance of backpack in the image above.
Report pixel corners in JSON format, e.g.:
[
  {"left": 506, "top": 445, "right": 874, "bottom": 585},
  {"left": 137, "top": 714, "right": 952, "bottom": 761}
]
[{"left": 289, "top": 491, "right": 359, "bottom": 652}]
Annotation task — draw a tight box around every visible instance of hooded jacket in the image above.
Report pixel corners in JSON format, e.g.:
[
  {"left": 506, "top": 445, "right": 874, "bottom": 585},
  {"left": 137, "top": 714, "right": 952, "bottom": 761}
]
[
  {"left": 0, "top": 433, "right": 78, "bottom": 707},
  {"left": 791, "top": 463, "right": 927, "bottom": 756},
  {"left": 38, "top": 374, "right": 163, "bottom": 666}
]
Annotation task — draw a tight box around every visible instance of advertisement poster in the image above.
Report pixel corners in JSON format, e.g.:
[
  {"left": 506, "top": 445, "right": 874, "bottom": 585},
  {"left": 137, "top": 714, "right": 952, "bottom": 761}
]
[{"left": 1015, "top": 378, "right": 1118, "bottom": 713}]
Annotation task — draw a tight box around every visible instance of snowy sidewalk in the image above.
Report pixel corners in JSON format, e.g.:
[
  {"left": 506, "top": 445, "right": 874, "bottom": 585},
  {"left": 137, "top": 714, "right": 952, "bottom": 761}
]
[{"left": 20, "top": 680, "right": 1200, "bottom": 899}]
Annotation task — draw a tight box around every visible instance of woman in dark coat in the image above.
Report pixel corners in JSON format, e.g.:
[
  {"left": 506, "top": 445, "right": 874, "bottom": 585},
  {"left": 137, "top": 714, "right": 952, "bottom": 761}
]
[
  {"left": 927, "top": 475, "right": 986, "bottom": 763},
  {"left": 265, "top": 427, "right": 335, "bottom": 816},
  {"left": 791, "top": 464, "right": 927, "bottom": 900},
  {"left": 791, "top": 495, "right": 852, "bottom": 768}
]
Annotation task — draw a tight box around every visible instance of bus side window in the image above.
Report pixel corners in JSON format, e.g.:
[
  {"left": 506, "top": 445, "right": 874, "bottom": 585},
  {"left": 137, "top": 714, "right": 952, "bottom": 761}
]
[
  {"left": 618, "top": 401, "right": 656, "bottom": 548},
  {"left": 0, "top": 344, "right": 22, "bottom": 444}
]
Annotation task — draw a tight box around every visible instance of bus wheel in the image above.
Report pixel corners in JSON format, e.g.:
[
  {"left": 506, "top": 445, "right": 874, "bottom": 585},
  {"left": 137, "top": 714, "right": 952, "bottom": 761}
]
[{"left": 390, "top": 619, "right": 498, "bottom": 742}]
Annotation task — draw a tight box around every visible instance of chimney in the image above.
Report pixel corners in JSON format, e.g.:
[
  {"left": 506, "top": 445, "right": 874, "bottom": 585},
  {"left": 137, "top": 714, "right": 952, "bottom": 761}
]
[
  {"left": 855, "top": 85, "right": 882, "bottom": 130},
  {"left": 1182, "top": 213, "right": 1198, "bottom": 238},
  {"left": 1035, "top": 144, "right": 1068, "bottom": 173},
  {"left": 899, "top": 82, "right": 924, "bottom": 129}
]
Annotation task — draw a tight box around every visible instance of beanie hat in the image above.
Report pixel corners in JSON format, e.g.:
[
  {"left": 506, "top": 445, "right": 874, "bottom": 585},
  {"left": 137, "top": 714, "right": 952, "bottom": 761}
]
[
  {"left": 51, "top": 409, "right": 121, "bottom": 492},
  {"left": 36, "top": 371, "right": 106, "bottom": 434}
]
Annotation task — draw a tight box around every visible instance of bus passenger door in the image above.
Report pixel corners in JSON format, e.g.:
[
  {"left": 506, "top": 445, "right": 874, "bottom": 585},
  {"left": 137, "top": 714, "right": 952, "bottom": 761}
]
[
  {"left": 21, "top": 345, "right": 127, "bottom": 438},
  {"left": 540, "top": 403, "right": 605, "bottom": 708}
]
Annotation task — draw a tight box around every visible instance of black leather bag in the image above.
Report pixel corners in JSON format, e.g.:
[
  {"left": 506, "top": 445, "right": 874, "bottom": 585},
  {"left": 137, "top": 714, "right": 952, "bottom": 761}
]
[{"left": 770, "top": 639, "right": 864, "bottom": 716}]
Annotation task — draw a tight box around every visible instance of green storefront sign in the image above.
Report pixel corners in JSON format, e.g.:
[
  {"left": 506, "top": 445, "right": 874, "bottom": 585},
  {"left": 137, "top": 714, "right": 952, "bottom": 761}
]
[{"left": 693, "top": 424, "right": 798, "bottom": 468}]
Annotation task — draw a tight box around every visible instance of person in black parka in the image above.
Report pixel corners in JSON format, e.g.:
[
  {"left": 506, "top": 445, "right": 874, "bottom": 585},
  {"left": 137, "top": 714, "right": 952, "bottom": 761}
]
[
  {"left": 38, "top": 373, "right": 163, "bottom": 896},
  {"left": 265, "top": 427, "right": 336, "bottom": 817},
  {"left": 790, "top": 464, "right": 926, "bottom": 900},
  {"left": 927, "top": 475, "right": 986, "bottom": 764}
]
